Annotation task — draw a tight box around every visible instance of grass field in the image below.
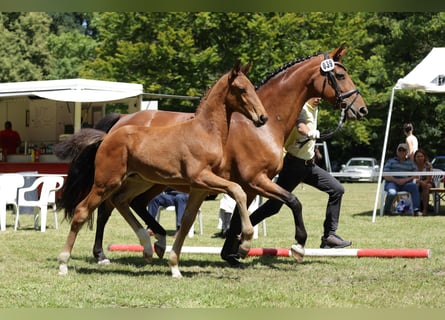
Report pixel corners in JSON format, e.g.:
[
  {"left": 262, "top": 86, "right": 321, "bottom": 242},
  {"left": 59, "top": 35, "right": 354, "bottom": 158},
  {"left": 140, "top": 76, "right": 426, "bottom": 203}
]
[{"left": 1, "top": 182, "right": 444, "bottom": 308}]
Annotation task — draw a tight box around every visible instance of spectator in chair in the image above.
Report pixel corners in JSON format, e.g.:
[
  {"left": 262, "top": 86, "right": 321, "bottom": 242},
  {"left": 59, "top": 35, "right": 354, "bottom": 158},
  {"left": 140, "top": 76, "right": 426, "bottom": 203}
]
[
  {"left": 413, "top": 148, "right": 433, "bottom": 216},
  {"left": 383, "top": 143, "right": 421, "bottom": 215},
  {"left": 147, "top": 188, "right": 189, "bottom": 238}
]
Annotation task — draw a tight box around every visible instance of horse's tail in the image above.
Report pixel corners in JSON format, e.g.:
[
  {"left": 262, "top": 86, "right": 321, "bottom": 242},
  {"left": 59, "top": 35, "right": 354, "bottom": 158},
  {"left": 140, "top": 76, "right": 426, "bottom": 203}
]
[
  {"left": 58, "top": 129, "right": 105, "bottom": 226},
  {"left": 94, "top": 112, "right": 122, "bottom": 133}
]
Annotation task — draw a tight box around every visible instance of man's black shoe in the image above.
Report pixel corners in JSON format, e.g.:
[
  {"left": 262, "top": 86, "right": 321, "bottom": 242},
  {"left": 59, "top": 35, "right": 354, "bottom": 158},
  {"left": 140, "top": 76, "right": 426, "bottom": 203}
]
[
  {"left": 320, "top": 234, "right": 352, "bottom": 249},
  {"left": 221, "top": 253, "right": 243, "bottom": 268},
  {"left": 212, "top": 231, "right": 226, "bottom": 239}
]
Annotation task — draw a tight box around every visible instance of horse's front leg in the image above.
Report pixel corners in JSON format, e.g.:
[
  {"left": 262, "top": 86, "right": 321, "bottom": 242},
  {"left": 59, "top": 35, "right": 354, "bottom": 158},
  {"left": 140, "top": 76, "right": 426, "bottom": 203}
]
[{"left": 169, "top": 191, "right": 207, "bottom": 278}]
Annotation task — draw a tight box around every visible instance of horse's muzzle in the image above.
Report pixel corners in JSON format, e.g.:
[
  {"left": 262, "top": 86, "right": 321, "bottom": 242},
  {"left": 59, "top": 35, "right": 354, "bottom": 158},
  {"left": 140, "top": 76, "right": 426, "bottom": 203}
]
[{"left": 254, "top": 114, "right": 268, "bottom": 127}]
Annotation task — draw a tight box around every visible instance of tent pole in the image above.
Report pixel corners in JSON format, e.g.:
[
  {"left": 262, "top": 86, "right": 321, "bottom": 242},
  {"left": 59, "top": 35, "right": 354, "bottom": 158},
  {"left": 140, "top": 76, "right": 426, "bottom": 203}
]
[
  {"left": 74, "top": 101, "right": 82, "bottom": 133},
  {"left": 372, "top": 86, "right": 397, "bottom": 222}
]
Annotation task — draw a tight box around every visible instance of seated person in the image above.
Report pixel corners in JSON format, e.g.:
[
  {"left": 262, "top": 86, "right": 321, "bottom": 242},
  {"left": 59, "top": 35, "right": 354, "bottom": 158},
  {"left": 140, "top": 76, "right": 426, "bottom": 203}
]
[
  {"left": 383, "top": 143, "right": 421, "bottom": 215},
  {"left": 413, "top": 148, "right": 433, "bottom": 216},
  {"left": 215, "top": 194, "right": 260, "bottom": 238},
  {"left": 147, "top": 188, "right": 188, "bottom": 237}
]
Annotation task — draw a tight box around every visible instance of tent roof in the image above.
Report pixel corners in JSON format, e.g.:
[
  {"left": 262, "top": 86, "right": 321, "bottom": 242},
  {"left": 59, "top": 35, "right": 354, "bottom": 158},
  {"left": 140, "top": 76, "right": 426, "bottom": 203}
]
[
  {"left": 395, "top": 47, "right": 445, "bottom": 92},
  {"left": 0, "top": 78, "right": 143, "bottom": 102}
]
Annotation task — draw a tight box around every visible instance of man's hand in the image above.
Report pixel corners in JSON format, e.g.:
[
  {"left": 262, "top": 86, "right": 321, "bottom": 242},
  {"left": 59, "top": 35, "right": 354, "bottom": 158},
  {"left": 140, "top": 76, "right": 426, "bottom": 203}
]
[{"left": 307, "top": 129, "right": 320, "bottom": 139}]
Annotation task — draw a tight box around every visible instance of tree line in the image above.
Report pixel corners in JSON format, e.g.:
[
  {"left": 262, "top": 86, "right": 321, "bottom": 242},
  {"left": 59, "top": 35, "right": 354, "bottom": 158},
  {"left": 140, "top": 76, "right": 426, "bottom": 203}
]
[{"left": 1, "top": 12, "right": 444, "bottom": 165}]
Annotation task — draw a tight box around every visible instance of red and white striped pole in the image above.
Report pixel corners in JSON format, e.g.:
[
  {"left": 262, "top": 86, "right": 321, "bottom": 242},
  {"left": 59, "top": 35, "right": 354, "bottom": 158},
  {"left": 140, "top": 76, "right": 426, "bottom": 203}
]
[{"left": 107, "top": 244, "right": 431, "bottom": 259}]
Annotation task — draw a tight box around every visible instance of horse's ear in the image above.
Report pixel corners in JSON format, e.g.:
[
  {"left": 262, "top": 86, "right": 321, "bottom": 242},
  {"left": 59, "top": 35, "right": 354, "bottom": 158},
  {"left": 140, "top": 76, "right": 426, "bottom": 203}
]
[
  {"left": 230, "top": 60, "right": 242, "bottom": 82},
  {"left": 333, "top": 43, "right": 347, "bottom": 61},
  {"left": 241, "top": 61, "right": 252, "bottom": 74}
]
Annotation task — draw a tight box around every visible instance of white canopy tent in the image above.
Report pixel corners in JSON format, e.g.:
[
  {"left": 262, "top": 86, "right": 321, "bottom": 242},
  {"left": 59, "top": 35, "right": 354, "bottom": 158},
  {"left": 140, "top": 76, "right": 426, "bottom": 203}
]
[
  {"left": 372, "top": 48, "right": 445, "bottom": 222},
  {"left": 0, "top": 78, "right": 143, "bottom": 132}
]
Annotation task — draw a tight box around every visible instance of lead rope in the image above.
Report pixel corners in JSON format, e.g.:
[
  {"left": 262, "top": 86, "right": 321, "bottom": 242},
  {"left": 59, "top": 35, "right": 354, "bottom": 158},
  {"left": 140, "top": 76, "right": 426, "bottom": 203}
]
[{"left": 296, "top": 108, "right": 345, "bottom": 149}]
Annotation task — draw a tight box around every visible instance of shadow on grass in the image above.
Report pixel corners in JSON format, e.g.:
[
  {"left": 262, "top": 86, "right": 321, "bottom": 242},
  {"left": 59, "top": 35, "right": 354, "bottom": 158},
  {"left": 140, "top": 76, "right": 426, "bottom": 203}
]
[
  {"left": 352, "top": 210, "right": 445, "bottom": 218},
  {"left": 61, "top": 251, "right": 327, "bottom": 278},
  {"left": 352, "top": 210, "right": 374, "bottom": 217}
]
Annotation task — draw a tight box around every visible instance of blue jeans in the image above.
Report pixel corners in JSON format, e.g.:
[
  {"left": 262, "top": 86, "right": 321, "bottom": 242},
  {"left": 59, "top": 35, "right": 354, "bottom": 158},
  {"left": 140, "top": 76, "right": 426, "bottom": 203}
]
[
  {"left": 147, "top": 191, "right": 189, "bottom": 230},
  {"left": 384, "top": 181, "right": 420, "bottom": 212}
]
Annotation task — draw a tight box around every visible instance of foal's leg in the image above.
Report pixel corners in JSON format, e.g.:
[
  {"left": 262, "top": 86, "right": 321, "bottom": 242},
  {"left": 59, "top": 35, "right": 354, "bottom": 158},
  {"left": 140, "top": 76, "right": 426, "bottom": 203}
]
[
  {"left": 58, "top": 191, "right": 103, "bottom": 275},
  {"left": 226, "top": 183, "right": 254, "bottom": 258},
  {"left": 222, "top": 175, "right": 307, "bottom": 265},
  {"left": 197, "top": 171, "right": 254, "bottom": 258},
  {"left": 112, "top": 193, "right": 154, "bottom": 263},
  {"left": 130, "top": 186, "right": 167, "bottom": 258},
  {"left": 169, "top": 191, "right": 207, "bottom": 278}
]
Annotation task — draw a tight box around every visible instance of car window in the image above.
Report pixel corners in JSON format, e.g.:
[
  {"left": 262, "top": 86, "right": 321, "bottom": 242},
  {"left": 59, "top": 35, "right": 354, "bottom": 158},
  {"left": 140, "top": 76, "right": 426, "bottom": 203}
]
[{"left": 349, "top": 160, "right": 372, "bottom": 167}]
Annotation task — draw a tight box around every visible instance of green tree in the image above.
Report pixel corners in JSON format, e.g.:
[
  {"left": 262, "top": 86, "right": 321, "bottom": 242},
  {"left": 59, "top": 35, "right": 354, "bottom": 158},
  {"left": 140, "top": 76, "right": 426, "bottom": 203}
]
[
  {"left": 0, "top": 12, "right": 53, "bottom": 81},
  {"left": 3, "top": 12, "right": 445, "bottom": 165},
  {"left": 360, "top": 13, "right": 445, "bottom": 160},
  {"left": 47, "top": 29, "right": 97, "bottom": 79}
]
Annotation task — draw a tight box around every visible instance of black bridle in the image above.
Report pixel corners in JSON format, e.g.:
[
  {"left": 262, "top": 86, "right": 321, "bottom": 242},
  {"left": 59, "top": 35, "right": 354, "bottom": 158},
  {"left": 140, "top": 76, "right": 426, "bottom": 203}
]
[{"left": 297, "top": 52, "right": 361, "bottom": 147}]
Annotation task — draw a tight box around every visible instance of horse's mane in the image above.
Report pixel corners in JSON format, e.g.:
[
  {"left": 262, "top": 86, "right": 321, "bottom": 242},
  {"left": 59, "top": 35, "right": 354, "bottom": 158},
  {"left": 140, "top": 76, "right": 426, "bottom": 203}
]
[
  {"left": 196, "top": 53, "right": 323, "bottom": 111},
  {"left": 256, "top": 51, "right": 322, "bottom": 89},
  {"left": 194, "top": 69, "right": 230, "bottom": 116}
]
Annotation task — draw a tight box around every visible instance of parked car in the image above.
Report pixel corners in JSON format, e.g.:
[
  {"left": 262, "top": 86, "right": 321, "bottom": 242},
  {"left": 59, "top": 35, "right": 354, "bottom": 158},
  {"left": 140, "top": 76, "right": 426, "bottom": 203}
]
[
  {"left": 431, "top": 156, "right": 445, "bottom": 171},
  {"left": 339, "top": 157, "right": 380, "bottom": 182}
]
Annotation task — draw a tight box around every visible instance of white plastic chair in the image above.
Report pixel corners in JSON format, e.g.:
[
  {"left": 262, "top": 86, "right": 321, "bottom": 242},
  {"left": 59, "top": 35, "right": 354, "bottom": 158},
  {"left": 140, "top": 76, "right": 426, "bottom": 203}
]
[
  {"left": 156, "top": 206, "right": 202, "bottom": 238},
  {"left": 16, "top": 175, "right": 64, "bottom": 232},
  {"left": 217, "top": 195, "right": 267, "bottom": 239},
  {"left": 0, "top": 174, "right": 25, "bottom": 231},
  {"left": 379, "top": 180, "right": 414, "bottom": 216},
  {"left": 430, "top": 169, "right": 445, "bottom": 214}
]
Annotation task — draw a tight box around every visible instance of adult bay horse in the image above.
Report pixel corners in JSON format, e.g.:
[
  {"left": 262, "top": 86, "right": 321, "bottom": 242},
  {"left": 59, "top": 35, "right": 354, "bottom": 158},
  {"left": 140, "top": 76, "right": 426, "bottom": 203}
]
[
  {"left": 56, "top": 62, "right": 268, "bottom": 277},
  {"left": 58, "top": 45, "right": 367, "bottom": 276}
]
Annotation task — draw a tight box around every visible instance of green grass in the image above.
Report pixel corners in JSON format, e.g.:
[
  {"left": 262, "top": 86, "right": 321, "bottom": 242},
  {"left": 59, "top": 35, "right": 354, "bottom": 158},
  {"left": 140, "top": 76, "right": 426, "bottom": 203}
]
[{"left": 1, "top": 183, "right": 445, "bottom": 308}]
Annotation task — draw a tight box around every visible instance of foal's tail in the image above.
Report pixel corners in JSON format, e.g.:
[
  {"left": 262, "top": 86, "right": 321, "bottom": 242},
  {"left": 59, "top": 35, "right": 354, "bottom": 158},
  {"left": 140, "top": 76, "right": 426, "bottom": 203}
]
[
  {"left": 57, "top": 129, "right": 105, "bottom": 225},
  {"left": 53, "top": 128, "right": 105, "bottom": 160}
]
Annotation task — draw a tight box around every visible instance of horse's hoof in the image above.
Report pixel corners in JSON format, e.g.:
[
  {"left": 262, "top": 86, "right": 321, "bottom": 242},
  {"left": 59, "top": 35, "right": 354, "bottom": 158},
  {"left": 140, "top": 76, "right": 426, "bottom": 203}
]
[
  {"left": 290, "top": 244, "right": 305, "bottom": 263},
  {"left": 238, "top": 242, "right": 250, "bottom": 259},
  {"left": 143, "top": 252, "right": 153, "bottom": 263},
  {"left": 58, "top": 264, "right": 68, "bottom": 276},
  {"left": 154, "top": 242, "right": 165, "bottom": 259},
  {"left": 170, "top": 265, "right": 183, "bottom": 278},
  {"left": 154, "top": 234, "right": 166, "bottom": 259},
  {"left": 97, "top": 258, "right": 111, "bottom": 266}
]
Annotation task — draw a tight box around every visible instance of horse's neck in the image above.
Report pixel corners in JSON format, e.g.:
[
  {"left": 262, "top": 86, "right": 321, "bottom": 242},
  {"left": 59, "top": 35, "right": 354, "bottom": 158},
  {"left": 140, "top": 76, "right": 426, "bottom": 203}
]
[
  {"left": 194, "top": 81, "right": 231, "bottom": 141},
  {"left": 259, "top": 62, "right": 315, "bottom": 142}
]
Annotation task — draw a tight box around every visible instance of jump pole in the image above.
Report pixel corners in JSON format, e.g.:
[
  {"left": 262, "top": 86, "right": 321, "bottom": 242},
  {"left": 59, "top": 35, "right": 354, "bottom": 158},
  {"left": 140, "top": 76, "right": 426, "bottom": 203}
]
[{"left": 107, "top": 244, "right": 431, "bottom": 258}]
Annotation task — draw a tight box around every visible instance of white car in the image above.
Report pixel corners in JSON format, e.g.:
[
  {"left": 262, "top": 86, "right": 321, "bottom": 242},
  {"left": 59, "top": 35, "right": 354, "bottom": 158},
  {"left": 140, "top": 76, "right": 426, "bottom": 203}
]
[{"left": 339, "top": 157, "right": 380, "bottom": 182}]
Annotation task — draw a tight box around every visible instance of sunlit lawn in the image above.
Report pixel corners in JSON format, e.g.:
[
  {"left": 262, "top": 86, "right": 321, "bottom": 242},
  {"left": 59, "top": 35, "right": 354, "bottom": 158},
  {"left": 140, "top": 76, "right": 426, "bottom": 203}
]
[{"left": 0, "top": 182, "right": 444, "bottom": 308}]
